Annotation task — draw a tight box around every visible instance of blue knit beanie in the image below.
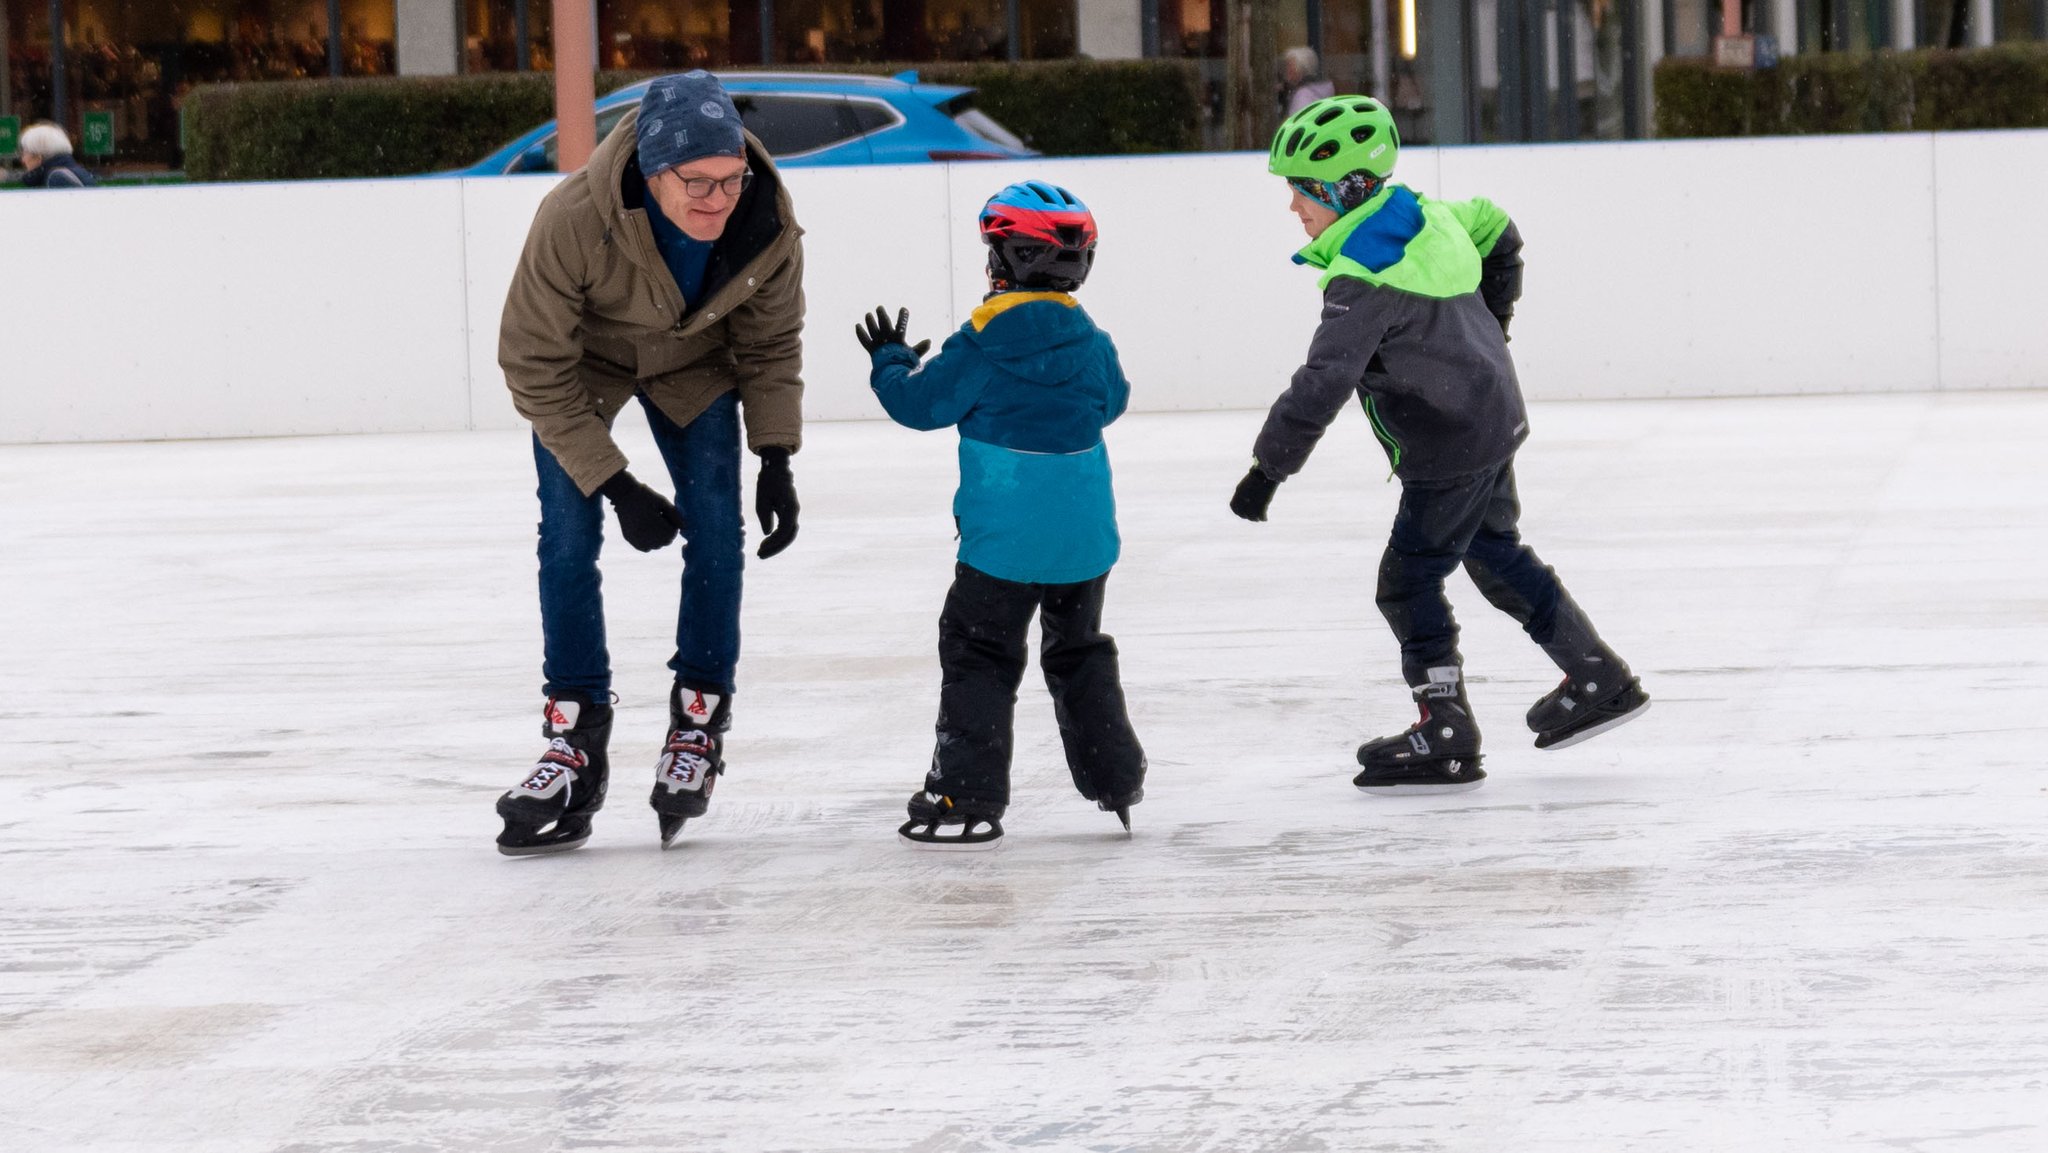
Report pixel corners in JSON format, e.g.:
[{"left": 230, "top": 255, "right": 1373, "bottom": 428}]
[{"left": 636, "top": 71, "right": 746, "bottom": 176}]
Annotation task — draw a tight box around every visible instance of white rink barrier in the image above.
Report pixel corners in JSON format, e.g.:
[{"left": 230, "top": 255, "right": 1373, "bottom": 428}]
[{"left": 3, "top": 129, "right": 2044, "bottom": 444}]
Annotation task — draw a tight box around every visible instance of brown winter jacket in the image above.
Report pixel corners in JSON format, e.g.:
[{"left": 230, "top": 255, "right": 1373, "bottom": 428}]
[{"left": 499, "top": 108, "right": 806, "bottom": 496}]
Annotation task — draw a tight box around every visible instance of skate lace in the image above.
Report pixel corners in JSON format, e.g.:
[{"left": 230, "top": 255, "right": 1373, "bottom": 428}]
[
  {"left": 661, "top": 729, "right": 717, "bottom": 783},
  {"left": 518, "top": 738, "right": 586, "bottom": 790}
]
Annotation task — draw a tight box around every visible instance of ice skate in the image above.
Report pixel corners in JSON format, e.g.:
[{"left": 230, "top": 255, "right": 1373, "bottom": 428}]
[
  {"left": 898, "top": 791, "right": 1006, "bottom": 850},
  {"left": 1076, "top": 762, "right": 1145, "bottom": 835},
  {"left": 1354, "top": 667, "right": 1487, "bottom": 795},
  {"left": 650, "top": 684, "right": 729, "bottom": 848},
  {"left": 1527, "top": 672, "right": 1649, "bottom": 750},
  {"left": 497, "top": 696, "right": 613, "bottom": 856}
]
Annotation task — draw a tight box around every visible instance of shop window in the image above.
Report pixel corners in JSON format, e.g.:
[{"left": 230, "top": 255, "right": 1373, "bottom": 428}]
[{"left": 599, "top": 0, "right": 732, "bottom": 69}]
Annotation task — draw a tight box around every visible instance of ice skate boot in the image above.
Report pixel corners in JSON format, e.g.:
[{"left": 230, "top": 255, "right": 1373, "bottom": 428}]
[
  {"left": 898, "top": 791, "right": 1006, "bottom": 850},
  {"left": 1527, "top": 668, "right": 1649, "bottom": 750},
  {"left": 496, "top": 695, "right": 613, "bottom": 856},
  {"left": 1354, "top": 667, "right": 1486, "bottom": 795},
  {"left": 650, "top": 683, "right": 729, "bottom": 848}
]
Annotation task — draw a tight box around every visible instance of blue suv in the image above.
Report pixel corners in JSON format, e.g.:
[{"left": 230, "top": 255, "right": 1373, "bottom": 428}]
[{"left": 456, "top": 71, "right": 1035, "bottom": 175}]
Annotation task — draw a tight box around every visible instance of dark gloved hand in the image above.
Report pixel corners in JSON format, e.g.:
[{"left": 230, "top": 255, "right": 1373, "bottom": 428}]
[
  {"left": 854, "top": 306, "right": 932, "bottom": 358},
  {"left": 1229, "top": 463, "right": 1280, "bottom": 522},
  {"left": 599, "top": 469, "right": 686, "bottom": 552},
  {"left": 754, "top": 447, "right": 800, "bottom": 559}
]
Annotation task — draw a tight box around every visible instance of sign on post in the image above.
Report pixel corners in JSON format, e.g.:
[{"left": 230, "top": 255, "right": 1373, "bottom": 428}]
[
  {"left": 0, "top": 117, "right": 20, "bottom": 159},
  {"left": 81, "top": 110, "right": 115, "bottom": 157}
]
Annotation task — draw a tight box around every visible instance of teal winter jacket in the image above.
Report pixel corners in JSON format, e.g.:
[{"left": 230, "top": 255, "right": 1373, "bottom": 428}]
[{"left": 867, "top": 291, "right": 1129, "bottom": 585}]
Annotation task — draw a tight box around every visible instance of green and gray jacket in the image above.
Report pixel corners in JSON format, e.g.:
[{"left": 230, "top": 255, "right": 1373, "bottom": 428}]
[{"left": 1253, "top": 184, "right": 1526, "bottom": 483}]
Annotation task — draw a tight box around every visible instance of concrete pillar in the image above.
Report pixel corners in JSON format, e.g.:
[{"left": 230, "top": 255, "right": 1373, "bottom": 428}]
[
  {"left": 1079, "top": 0, "right": 1145, "bottom": 58},
  {"left": 1970, "top": 0, "right": 1994, "bottom": 43},
  {"left": 1426, "top": 0, "right": 1468, "bottom": 142},
  {"left": 1774, "top": 0, "right": 1799, "bottom": 53},
  {"left": 397, "top": 0, "right": 464, "bottom": 76},
  {"left": 1891, "top": 0, "right": 1914, "bottom": 47}
]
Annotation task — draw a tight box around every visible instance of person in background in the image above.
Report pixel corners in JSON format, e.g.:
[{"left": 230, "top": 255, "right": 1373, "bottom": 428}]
[
  {"left": 17, "top": 123, "right": 99, "bottom": 188},
  {"left": 1281, "top": 47, "right": 1338, "bottom": 116}
]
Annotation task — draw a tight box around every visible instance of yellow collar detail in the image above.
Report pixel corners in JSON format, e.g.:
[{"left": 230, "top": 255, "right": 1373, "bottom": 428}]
[{"left": 970, "top": 291, "right": 1078, "bottom": 332}]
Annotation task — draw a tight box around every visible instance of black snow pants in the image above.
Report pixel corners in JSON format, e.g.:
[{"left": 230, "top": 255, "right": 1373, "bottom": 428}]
[
  {"left": 1377, "top": 457, "right": 1613, "bottom": 689},
  {"left": 928, "top": 562, "right": 1146, "bottom": 809}
]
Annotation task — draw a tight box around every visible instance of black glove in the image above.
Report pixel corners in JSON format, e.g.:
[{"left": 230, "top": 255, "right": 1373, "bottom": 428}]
[
  {"left": 599, "top": 469, "right": 686, "bottom": 552},
  {"left": 1230, "top": 463, "right": 1280, "bottom": 522},
  {"left": 754, "top": 447, "right": 800, "bottom": 559},
  {"left": 854, "top": 305, "right": 931, "bottom": 358}
]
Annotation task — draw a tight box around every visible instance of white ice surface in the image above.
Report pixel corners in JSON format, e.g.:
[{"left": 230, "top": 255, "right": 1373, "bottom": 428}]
[{"left": 5, "top": 393, "right": 2047, "bottom": 1151}]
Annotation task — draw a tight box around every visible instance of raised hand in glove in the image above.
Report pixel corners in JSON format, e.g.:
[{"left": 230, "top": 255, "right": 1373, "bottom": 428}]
[
  {"left": 1229, "top": 462, "right": 1280, "bottom": 523},
  {"left": 754, "top": 447, "right": 800, "bottom": 559},
  {"left": 599, "top": 469, "right": 686, "bottom": 552},
  {"left": 854, "top": 306, "right": 931, "bottom": 358}
]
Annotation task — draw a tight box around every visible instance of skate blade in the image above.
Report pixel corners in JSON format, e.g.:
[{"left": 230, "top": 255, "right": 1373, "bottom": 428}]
[
  {"left": 496, "top": 834, "right": 590, "bottom": 857},
  {"left": 1536, "top": 698, "right": 1650, "bottom": 751},
  {"left": 658, "top": 815, "right": 688, "bottom": 849},
  {"left": 1355, "top": 779, "right": 1487, "bottom": 796},
  {"left": 1114, "top": 806, "right": 1132, "bottom": 834},
  {"left": 897, "top": 817, "right": 1003, "bottom": 851}
]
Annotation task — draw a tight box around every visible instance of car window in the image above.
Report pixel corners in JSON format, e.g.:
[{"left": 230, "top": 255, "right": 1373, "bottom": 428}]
[
  {"left": 530, "top": 104, "right": 636, "bottom": 172},
  {"left": 941, "top": 97, "right": 1028, "bottom": 152},
  {"left": 846, "top": 98, "right": 900, "bottom": 134},
  {"left": 732, "top": 95, "right": 861, "bottom": 157}
]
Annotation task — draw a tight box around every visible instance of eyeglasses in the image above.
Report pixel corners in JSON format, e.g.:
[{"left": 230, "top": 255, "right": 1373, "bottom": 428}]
[{"left": 665, "top": 170, "right": 753, "bottom": 199}]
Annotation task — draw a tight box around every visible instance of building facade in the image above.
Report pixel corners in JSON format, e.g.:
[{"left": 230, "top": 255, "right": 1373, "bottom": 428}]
[{"left": 4, "top": 0, "right": 2043, "bottom": 165}]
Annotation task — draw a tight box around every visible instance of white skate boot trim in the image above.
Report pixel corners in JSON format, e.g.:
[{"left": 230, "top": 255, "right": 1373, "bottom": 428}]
[
  {"left": 544, "top": 698, "right": 582, "bottom": 733},
  {"left": 1538, "top": 697, "right": 1650, "bottom": 751},
  {"left": 679, "top": 690, "right": 723, "bottom": 725},
  {"left": 1420, "top": 666, "right": 1462, "bottom": 699},
  {"left": 657, "top": 730, "right": 717, "bottom": 795},
  {"left": 508, "top": 739, "right": 585, "bottom": 801}
]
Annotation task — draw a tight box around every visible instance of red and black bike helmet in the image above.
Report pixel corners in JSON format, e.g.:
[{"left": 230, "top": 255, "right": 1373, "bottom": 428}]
[{"left": 979, "top": 181, "right": 1098, "bottom": 292}]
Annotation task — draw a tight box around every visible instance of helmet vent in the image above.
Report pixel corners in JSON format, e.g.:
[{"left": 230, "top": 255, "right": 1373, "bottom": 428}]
[
  {"left": 1352, "top": 101, "right": 1378, "bottom": 113},
  {"left": 1309, "top": 140, "right": 1340, "bottom": 162},
  {"left": 1351, "top": 125, "right": 1377, "bottom": 143},
  {"left": 1312, "top": 107, "right": 1345, "bottom": 127},
  {"left": 1285, "top": 127, "right": 1306, "bottom": 156}
]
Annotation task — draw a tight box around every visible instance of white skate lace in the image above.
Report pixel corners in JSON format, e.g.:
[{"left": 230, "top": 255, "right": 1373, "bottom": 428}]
[
  {"left": 659, "top": 729, "right": 717, "bottom": 788},
  {"left": 517, "top": 737, "right": 586, "bottom": 791}
]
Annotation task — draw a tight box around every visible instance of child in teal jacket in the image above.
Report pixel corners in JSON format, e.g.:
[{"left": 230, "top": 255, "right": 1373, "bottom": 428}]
[{"left": 858, "top": 180, "right": 1146, "bottom": 849}]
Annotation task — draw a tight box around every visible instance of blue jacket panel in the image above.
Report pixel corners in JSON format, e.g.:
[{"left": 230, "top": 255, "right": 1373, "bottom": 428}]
[{"left": 869, "top": 292, "right": 1129, "bottom": 585}]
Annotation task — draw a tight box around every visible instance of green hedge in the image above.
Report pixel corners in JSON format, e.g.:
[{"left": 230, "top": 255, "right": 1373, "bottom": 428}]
[
  {"left": 1656, "top": 43, "right": 2048, "bottom": 138},
  {"left": 183, "top": 60, "right": 1203, "bottom": 182}
]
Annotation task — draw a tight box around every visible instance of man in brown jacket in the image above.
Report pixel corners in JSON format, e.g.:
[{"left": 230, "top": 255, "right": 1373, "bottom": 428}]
[{"left": 495, "top": 71, "right": 805, "bottom": 856}]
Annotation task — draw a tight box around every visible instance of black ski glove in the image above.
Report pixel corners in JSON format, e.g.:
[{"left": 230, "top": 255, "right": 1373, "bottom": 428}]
[
  {"left": 854, "top": 305, "right": 931, "bottom": 357},
  {"left": 1230, "top": 463, "right": 1280, "bottom": 522},
  {"left": 754, "top": 447, "right": 800, "bottom": 559},
  {"left": 599, "top": 469, "right": 686, "bottom": 552}
]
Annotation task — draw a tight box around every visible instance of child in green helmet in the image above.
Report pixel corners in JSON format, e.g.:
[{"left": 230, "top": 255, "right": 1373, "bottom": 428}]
[{"left": 1230, "top": 94, "right": 1649, "bottom": 795}]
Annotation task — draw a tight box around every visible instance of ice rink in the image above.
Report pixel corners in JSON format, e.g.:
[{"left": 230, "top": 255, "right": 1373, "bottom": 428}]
[{"left": 6, "top": 391, "right": 2046, "bottom": 1152}]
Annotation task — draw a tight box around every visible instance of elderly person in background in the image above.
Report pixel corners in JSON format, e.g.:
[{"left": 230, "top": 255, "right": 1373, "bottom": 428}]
[
  {"left": 17, "top": 123, "right": 99, "bottom": 188},
  {"left": 1281, "top": 46, "right": 1338, "bottom": 115}
]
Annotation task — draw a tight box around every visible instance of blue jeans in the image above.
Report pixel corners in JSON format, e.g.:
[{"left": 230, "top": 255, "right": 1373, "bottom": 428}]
[{"left": 534, "top": 391, "right": 745, "bottom": 699}]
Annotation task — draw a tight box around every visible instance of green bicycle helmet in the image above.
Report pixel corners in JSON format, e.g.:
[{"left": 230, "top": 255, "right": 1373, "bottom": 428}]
[{"left": 1269, "top": 95, "right": 1401, "bottom": 215}]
